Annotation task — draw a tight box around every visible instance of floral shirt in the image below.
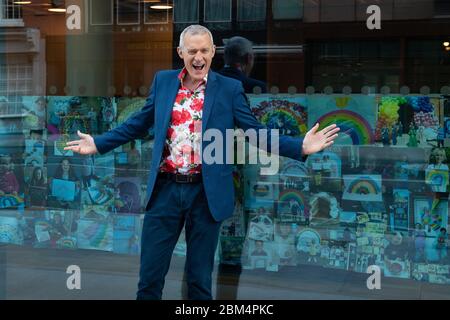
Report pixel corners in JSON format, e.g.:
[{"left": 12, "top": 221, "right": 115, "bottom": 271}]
[{"left": 159, "top": 68, "right": 206, "bottom": 175}]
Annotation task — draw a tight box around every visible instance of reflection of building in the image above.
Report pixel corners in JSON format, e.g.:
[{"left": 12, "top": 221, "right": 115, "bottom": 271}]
[
  {"left": 2, "top": 1, "right": 449, "bottom": 97},
  {"left": 0, "top": 0, "right": 45, "bottom": 135},
  {"left": 0, "top": 1, "right": 24, "bottom": 27},
  {"left": 1, "top": 0, "right": 450, "bottom": 299}
]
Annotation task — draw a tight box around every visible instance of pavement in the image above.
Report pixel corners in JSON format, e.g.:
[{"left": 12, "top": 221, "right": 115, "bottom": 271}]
[{"left": 0, "top": 245, "right": 449, "bottom": 300}]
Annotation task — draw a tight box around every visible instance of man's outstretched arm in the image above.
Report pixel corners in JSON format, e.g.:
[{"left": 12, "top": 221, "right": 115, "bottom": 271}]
[
  {"left": 231, "top": 82, "right": 339, "bottom": 160},
  {"left": 65, "top": 73, "right": 158, "bottom": 155}
]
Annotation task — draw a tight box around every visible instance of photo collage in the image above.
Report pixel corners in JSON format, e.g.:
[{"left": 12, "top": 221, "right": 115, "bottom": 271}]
[
  {"left": 0, "top": 93, "right": 449, "bottom": 286},
  {"left": 0, "top": 95, "right": 151, "bottom": 255}
]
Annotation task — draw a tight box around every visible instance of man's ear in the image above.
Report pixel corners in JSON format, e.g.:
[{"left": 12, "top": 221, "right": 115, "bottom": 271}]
[
  {"left": 211, "top": 45, "right": 216, "bottom": 58},
  {"left": 177, "top": 47, "right": 184, "bottom": 59}
]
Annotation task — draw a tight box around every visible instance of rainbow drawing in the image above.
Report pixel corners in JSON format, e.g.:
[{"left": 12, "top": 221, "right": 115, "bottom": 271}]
[
  {"left": 347, "top": 177, "right": 381, "bottom": 195},
  {"left": 316, "top": 110, "right": 374, "bottom": 145},
  {"left": 58, "top": 237, "right": 77, "bottom": 249},
  {"left": 278, "top": 189, "right": 305, "bottom": 212},
  {"left": 262, "top": 109, "right": 307, "bottom": 136},
  {"left": 343, "top": 175, "right": 382, "bottom": 202}
]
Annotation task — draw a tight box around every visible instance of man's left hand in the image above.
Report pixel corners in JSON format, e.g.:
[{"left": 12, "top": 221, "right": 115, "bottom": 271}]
[{"left": 302, "top": 123, "right": 340, "bottom": 155}]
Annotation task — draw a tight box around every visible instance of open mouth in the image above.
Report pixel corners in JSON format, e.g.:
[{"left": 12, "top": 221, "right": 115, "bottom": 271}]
[{"left": 193, "top": 64, "right": 205, "bottom": 71}]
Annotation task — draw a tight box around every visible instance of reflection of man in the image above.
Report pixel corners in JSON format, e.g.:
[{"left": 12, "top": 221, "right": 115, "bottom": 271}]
[
  {"left": 65, "top": 25, "right": 339, "bottom": 300},
  {"left": 218, "top": 36, "right": 267, "bottom": 93}
]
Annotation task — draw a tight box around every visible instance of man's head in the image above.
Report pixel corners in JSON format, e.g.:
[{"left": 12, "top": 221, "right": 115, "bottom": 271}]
[
  {"left": 223, "top": 36, "right": 254, "bottom": 76},
  {"left": 177, "top": 25, "right": 215, "bottom": 83}
]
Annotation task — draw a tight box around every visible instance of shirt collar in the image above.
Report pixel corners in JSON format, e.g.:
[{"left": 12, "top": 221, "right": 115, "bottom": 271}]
[{"left": 178, "top": 67, "right": 208, "bottom": 89}]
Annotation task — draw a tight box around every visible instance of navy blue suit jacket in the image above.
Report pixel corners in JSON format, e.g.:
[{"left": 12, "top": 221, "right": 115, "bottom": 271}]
[{"left": 94, "top": 69, "right": 304, "bottom": 221}]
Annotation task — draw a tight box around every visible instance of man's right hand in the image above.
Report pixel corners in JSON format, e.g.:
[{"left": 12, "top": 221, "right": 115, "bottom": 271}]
[{"left": 65, "top": 130, "right": 98, "bottom": 155}]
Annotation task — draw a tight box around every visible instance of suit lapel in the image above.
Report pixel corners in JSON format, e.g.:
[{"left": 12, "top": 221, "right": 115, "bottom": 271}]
[
  {"left": 159, "top": 73, "right": 180, "bottom": 143},
  {"left": 202, "top": 70, "right": 218, "bottom": 133}
]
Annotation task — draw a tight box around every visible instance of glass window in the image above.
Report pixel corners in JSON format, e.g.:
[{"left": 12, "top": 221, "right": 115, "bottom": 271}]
[
  {"left": 144, "top": 0, "right": 170, "bottom": 24},
  {"left": 173, "top": 0, "right": 199, "bottom": 23},
  {"left": 0, "top": 0, "right": 450, "bottom": 302},
  {"left": 204, "top": 0, "right": 232, "bottom": 23},
  {"left": 237, "top": 0, "right": 267, "bottom": 21},
  {"left": 90, "top": 0, "right": 114, "bottom": 26},
  {"left": 272, "top": 0, "right": 303, "bottom": 20},
  {"left": 116, "top": 0, "right": 140, "bottom": 25}
]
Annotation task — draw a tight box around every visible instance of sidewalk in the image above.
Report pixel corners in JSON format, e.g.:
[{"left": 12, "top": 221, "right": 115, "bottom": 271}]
[{"left": 1, "top": 245, "right": 449, "bottom": 300}]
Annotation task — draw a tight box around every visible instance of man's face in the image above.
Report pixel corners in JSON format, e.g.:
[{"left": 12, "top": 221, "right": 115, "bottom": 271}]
[{"left": 177, "top": 33, "right": 215, "bottom": 82}]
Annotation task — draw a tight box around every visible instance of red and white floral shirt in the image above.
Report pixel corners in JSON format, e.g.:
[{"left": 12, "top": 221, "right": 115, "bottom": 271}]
[{"left": 159, "top": 68, "right": 206, "bottom": 175}]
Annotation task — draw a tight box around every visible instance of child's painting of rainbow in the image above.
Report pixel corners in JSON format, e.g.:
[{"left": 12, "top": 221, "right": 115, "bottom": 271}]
[
  {"left": 316, "top": 110, "right": 374, "bottom": 145},
  {"left": 343, "top": 175, "right": 382, "bottom": 202},
  {"left": 414, "top": 198, "right": 448, "bottom": 237},
  {"left": 278, "top": 189, "right": 306, "bottom": 213},
  {"left": 57, "top": 237, "right": 77, "bottom": 249},
  {"left": 307, "top": 95, "right": 376, "bottom": 145},
  {"left": 248, "top": 95, "right": 308, "bottom": 136},
  {"left": 77, "top": 220, "right": 113, "bottom": 251}
]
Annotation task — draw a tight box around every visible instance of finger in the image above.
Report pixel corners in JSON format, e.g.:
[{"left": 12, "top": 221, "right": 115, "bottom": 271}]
[
  {"left": 324, "top": 128, "right": 340, "bottom": 138},
  {"left": 64, "top": 146, "right": 79, "bottom": 151},
  {"left": 323, "top": 141, "right": 334, "bottom": 149},
  {"left": 66, "top": 140, "right": 82, "bottom": 146},
  {"left": 320, "top": 124, "right": 338, "bottom": 135},
  {"left": 77, "top": 130, "right": 90, "bottom": 139},
  {"left": 309, "top": 123, "right": 320, "bottom": 134},
  {"left": 326, "top": 134, "right": 339, "bottom": 142}
]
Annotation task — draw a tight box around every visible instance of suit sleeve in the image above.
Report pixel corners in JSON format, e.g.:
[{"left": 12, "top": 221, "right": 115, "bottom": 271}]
[
  {"left": 94, "top": 73, "right": 158, "bottom": 155},
  {"left": 231, "top": 82, "right": 307, "bottom": 162}
]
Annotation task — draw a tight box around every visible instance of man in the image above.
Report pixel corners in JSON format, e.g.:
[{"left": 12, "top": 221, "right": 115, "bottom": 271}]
[
  {"left": 65, "top": 25, "right": 339, "bottom": 300},
  {"left": 218, "top": 36, "right": 267, "bottom": 93}
]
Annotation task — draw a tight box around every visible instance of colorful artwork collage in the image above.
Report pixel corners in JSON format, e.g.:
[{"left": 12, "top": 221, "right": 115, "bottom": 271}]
[
  {"left": 0, "top": 96, "right": 150, "bottom": 255},
  {"left": 0, "top": 94, "right": 449, "bottom": 286},
  {"left": 217, "top": 94, "right": 449, "bottom": 285}
]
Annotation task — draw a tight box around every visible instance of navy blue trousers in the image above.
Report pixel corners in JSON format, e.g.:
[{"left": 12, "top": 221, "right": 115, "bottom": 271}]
[{"left": 137, "top": 177, "right": 222, "bottom": 300}]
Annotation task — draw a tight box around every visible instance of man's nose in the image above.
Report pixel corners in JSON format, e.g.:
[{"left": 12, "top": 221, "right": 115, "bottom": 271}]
[{"left": 194, "top": 52, "right": 203, "bottom": 61}]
